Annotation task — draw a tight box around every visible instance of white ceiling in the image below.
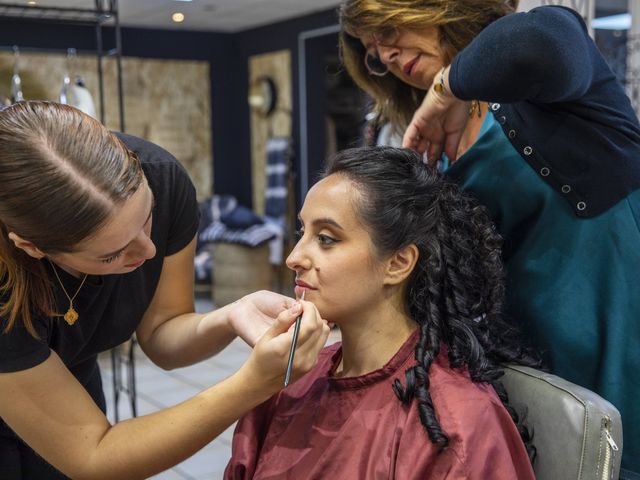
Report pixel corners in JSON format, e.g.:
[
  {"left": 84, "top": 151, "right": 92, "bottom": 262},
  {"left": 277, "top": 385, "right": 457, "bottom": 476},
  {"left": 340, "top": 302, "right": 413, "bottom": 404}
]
[
  {"left": 7, "top": 0, "right": 626, "bottom": 33},
  {"left": 11, "top": 0, "right": 342, "bottom": 32}
]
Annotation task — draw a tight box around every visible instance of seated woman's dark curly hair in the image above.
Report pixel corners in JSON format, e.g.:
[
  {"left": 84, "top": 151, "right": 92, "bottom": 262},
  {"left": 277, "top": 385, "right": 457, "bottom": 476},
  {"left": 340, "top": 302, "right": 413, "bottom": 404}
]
[{"left": 323, "top": 146, "right": 540, "bottom": 461}]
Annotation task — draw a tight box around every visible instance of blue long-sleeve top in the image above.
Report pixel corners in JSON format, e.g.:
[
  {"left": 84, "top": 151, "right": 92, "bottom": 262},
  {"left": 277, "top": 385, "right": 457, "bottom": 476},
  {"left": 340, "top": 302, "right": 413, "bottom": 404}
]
[{"left": 449, "top": 6, "right": 640, "bottom": 217}]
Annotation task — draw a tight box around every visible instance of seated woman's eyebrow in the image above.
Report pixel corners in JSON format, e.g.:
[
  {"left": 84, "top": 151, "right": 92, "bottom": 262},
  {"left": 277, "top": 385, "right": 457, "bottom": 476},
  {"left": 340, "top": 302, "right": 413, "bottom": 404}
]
[{"left": 311, "top": 218, "right": 344, "bottom": 230}]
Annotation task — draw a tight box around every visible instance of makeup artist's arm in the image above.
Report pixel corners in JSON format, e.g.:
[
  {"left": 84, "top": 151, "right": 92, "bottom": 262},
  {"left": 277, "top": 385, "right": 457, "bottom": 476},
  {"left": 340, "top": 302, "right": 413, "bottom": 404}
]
[
  {"left": 0, "top": 303, "right": 329, "bottom": 480},
  {"left": 136, "top": 235, "right": 290, "bottom": 369}
]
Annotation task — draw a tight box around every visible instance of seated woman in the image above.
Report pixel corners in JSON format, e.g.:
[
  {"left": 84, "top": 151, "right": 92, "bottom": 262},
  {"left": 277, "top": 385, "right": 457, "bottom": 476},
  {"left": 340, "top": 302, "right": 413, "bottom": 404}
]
[{"left": 225, "top": 146, "right": 539, "bottom": 479}]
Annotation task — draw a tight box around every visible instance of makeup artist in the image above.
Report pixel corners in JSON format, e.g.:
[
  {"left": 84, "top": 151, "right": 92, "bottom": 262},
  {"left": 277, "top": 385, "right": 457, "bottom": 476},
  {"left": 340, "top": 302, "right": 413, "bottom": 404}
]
[
  {"left": 339, "top": 1, "right": 640, "bottom": 477},
  {"left": 0, "top": 100, "right": 330, "bottom": 480}
]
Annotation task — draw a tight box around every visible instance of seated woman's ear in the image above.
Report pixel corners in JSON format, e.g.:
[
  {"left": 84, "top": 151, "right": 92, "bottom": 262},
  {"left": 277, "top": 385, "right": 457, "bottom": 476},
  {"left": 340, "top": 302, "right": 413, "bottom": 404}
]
[{"left": 383, "top": 244, "right": 419, "bottom": 286}]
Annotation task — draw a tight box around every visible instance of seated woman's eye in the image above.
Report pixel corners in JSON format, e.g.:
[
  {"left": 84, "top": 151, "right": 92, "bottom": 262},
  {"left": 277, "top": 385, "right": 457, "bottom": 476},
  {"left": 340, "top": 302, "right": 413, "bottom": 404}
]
[{"left": 318, "top": 234, "right": 338, "bottom": 246}]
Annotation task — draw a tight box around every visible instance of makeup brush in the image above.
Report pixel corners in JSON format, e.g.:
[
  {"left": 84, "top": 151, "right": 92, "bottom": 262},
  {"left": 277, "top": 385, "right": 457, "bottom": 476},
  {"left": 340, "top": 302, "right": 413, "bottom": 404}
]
[{"left": 284, "top": 289, "right": 305, "bottom": 387}]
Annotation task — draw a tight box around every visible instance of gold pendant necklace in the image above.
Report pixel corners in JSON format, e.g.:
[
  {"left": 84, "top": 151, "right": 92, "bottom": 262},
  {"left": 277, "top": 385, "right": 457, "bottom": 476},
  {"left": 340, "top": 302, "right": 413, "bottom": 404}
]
[{"left": 48, "top": 260, "right": 88, "bottom": 326}]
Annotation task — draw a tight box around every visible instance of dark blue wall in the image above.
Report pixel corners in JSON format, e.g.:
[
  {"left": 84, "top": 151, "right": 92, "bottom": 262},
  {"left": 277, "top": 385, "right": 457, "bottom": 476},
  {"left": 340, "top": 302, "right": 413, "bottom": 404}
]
[
  {"left": 232, "top": 8, "right": 339, "bottom": 208},
  {"left": 0, "top": 8, "right": 339, "bottom": 210}
]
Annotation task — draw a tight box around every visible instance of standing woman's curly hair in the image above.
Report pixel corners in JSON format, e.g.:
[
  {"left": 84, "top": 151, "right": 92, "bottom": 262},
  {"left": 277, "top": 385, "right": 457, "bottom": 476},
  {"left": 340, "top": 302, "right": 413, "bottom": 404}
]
[
  {"left": 324, "top": 146, "right": 539, "bottom": 460},
  {"left": 339, "top": 0, "right": 518, "bottom": 128}
]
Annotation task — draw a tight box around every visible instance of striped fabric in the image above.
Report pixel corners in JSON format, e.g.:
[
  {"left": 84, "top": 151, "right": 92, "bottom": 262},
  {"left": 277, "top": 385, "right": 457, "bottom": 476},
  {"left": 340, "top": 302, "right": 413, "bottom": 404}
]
[
  {"left": 263, "top": 137, "right": 291, "bottom": 264},
  {"left": 264, "top": 137, "right": 290, "bottom": 219},
  {"left": 200, "top": 221, "right": 276, "bottom": 248}
]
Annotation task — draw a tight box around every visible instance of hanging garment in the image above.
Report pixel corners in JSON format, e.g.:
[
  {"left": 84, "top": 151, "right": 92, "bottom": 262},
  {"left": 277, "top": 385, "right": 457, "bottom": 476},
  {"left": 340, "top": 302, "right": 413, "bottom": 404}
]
[
  {"left": 59, "top": 75, "right": 97, "bottom": 119},
  {"left": 71, "top": 77, "right": 96, "bottom": 118},
  {"left": 59, "top": 49, "right": 97, "bottom": 119},
  {"left": 264, "top": 137, "right": 290, "bottom": 264},
  {"left": 264, "top": 137, "right": 290, "bottom": 219}
]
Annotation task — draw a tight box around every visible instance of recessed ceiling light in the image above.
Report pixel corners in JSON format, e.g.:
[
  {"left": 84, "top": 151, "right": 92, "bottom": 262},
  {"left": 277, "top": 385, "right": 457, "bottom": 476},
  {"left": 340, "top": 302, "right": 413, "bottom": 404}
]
[
  {"left": 27, "top": 0, "right": 37, "bottom": 4},
  {"left": 172, "top": 12, "right": 185, "bottom": 23}
]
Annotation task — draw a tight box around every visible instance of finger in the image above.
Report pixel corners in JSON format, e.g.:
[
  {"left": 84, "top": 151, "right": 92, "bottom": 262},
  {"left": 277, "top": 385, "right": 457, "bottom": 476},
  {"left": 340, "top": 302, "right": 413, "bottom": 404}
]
[
  {"left": 444, "top": 130, "right": 464, "bottom": 163},
  {"left": 293, "top": 316, "right": 330, "bottom": 373},
  {"left": 262, "top": 301, "right": 303, "bottom": 341},
  {"left": 402, "top": 124, "right": 426, "bottom": 152},
  {"left": 262, "top": 290, "right": 296, "bottom": 315},
  {"left": 280, "top": 297, "right": 296, "bottom": 312},
  {"left": 294, "top": 301, "right": 321, "bottom": 337},
  {"left": 294, "top": 302, "right": 327, "bottom": 347},
  {"left": 416, "top": 136, "right": 431, "bottom": 155},
  {"left": 281, "top": 303, "right": 329, "bottom": 382},
  {"left": 427, "top": 142, "right": 443, "bottom": 168},
  {"left": 402, "top": 125, "right": 417, "bottom": 149}
]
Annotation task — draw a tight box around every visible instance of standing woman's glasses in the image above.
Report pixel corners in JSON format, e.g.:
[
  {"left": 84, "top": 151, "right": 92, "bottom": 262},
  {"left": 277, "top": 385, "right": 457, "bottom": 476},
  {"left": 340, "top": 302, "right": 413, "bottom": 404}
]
[{"left": 364, "top": 27, "right": 399, "bottom": 76}]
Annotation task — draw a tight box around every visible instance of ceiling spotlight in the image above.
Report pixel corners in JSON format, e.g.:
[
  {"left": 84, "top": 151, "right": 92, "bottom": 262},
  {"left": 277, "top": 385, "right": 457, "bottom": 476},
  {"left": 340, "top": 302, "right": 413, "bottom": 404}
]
[
  {"left": 27, "top": 0, "right": 37, "bottom": 4},
  {"left": 172, "top": 12, "right": 185, "bottom": 23}
]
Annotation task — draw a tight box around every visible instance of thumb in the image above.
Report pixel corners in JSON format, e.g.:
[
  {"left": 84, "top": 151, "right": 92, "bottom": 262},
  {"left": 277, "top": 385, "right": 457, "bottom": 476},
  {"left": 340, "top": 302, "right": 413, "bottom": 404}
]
[{"left": 261, "top": 302, "right": 303, "bottom": 341}]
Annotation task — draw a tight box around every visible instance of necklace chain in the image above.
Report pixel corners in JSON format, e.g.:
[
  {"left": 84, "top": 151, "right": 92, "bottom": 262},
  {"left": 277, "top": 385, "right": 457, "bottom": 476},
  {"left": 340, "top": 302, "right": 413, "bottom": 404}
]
[{"left": 48, "top": 260, "right": 88, "bottom": 326}]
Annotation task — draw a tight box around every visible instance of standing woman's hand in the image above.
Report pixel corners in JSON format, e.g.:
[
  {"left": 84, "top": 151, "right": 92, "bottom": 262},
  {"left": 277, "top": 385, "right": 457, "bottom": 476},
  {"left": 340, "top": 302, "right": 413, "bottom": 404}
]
[
  {"left": 402, "top": 66, "right": 471, "bottom": 166},
  {"left": 239, "top": 299, "right": 330, "bottom": 391}
]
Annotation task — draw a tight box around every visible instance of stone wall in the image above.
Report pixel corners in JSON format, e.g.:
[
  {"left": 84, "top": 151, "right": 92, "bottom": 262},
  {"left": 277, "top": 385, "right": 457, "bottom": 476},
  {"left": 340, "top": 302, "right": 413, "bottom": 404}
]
[{"left": 0, "top": 51, "right": 212, "bottom": 199}]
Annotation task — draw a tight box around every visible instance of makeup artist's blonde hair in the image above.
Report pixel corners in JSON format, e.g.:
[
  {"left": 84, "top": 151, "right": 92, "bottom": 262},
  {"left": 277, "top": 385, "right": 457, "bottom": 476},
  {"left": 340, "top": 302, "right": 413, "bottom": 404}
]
[{"left": 339, "top": 0, "right": 518, "bottom": 129}]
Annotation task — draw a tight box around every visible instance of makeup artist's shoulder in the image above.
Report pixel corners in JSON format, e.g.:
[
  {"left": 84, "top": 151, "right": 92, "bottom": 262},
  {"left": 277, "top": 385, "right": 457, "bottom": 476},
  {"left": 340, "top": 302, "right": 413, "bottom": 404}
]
[{"left": 113, "top": 132, "right": 181, "bottom": 166}]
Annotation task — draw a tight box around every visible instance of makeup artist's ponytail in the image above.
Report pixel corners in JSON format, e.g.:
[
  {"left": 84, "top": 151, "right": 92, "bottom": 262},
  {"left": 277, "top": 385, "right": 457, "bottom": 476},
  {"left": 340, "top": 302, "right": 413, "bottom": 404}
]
[
  {"left": 323, "top": 146, "right": 540, "bottom": 461},
  {"left": 0, "top": 222, "right": 53, "bottom": 337}
]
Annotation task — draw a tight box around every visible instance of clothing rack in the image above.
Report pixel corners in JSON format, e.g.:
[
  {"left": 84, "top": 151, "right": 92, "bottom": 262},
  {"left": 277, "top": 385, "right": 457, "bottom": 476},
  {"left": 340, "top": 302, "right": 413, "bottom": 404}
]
[
  {"left": 0, "top": 0, "right": 134, "bottom": 421},
  {"left": 0, "top": 0, "right": 125, "bottom": 131}
]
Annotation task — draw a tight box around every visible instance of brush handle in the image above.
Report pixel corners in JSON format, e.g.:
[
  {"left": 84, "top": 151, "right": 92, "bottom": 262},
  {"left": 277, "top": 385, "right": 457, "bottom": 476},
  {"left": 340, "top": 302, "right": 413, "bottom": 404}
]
[{"left": 283, "top": 315, "right": 302, "bottom": 387}]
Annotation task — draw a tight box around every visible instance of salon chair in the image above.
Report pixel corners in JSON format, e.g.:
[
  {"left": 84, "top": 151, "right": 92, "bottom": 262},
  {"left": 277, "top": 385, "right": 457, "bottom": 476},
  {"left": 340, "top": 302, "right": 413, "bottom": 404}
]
[{"left": 501, "top": 365, "right": 623, "bottom": 480}]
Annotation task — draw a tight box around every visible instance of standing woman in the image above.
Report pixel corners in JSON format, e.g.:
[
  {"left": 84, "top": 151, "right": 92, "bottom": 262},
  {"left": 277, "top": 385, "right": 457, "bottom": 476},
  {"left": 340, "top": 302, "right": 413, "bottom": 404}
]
[
  {"left": 0, "top": 101, "right": 329, "bottom": 479},
  {"left": 339, "top": 1, "right": 640, "bottom": 477}
]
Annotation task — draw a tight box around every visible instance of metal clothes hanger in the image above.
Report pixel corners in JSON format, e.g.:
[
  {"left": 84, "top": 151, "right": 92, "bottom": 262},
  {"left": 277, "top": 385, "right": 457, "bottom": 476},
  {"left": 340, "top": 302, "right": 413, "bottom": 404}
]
[
  {"left": 59, "top": 48, "right": 77, "bottom": 104},
  {"left": 11, "top": 46, "right": 24, "bottom": 103}
]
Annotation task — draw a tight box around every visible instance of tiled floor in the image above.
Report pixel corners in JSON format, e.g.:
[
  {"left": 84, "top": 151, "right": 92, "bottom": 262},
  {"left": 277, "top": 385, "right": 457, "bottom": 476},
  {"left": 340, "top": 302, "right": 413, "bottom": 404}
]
[{"left": 97, "top": 295, "right": 340, "bottom": 479}]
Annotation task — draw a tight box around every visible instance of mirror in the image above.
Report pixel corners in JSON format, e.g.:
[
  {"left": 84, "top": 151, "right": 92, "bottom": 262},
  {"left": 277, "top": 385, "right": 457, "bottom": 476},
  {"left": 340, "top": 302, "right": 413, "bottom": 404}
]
[{"left": 248, "top": 76, "right": 278, "bottom": 116}]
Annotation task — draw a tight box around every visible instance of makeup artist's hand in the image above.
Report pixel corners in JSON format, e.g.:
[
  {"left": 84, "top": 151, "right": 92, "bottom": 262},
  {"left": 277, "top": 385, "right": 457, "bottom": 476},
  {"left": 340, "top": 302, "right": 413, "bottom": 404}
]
[
  {"left": 227, "top": 290, "right": 295, "bottom": 347},
  {"left": 239, "top": 299, "right": 330, "bottom": 391}
]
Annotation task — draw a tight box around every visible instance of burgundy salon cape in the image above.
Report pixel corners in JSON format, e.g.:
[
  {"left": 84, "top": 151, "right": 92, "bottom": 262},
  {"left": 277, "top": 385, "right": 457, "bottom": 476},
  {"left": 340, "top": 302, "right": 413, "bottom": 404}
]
[{"left": 225, "top": 332, "right": 535, "bottom": 479}]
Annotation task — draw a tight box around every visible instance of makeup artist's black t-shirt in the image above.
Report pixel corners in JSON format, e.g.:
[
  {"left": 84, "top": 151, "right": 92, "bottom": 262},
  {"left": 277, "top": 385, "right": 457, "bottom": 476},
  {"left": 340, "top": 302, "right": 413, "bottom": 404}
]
[{"left": 0, "top": 133, "right": 200, "bottom": 452}]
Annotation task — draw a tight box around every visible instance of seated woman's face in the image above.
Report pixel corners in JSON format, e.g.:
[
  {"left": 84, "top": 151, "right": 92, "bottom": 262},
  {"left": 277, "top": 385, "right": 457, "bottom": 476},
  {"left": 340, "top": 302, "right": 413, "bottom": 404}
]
[{"left": 286, "top": 174, "right": 389, "bottom": 324}]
